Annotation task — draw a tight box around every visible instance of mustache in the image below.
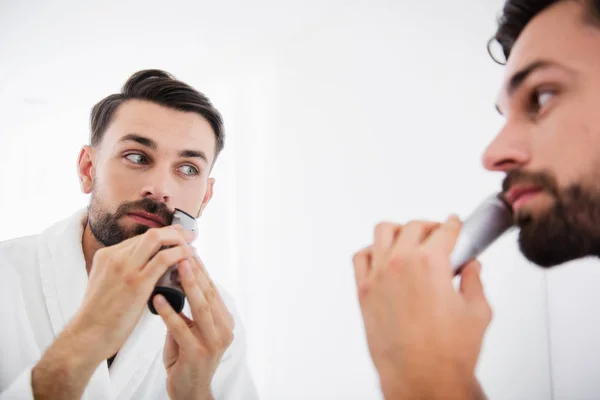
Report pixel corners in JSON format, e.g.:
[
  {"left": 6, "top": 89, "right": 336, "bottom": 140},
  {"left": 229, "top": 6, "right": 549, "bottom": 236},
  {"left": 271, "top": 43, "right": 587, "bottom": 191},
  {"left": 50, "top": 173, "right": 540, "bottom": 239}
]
[
  {"left": 113, "top": 198, "right": 174, "bottom": 225},
  {"left": 502, "top": 169, "right": 560, "bottom": 197}
]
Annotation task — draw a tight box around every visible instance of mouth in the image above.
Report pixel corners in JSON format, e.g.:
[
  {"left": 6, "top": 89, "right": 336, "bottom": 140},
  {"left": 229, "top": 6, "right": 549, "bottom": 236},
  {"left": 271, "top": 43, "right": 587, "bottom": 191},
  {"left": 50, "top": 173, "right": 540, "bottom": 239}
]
[
  {"left": 504, "top": 185, "right": 544, "bottom": 212},
  {"left": 127, "top": 211, "right": 167, "bottom": 228}
]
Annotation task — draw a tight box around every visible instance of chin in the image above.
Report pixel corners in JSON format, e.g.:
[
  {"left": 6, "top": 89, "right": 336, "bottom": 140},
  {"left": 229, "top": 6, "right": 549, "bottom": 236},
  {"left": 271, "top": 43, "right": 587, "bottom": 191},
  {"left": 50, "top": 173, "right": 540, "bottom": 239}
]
[
  {"left": 130, "top": 223, "right": 151, "bottom": 237},
  {"left": 118, "top": 220, "right": 150, "bottom": 238},
  {"left": 516, "top": 206, "right": 599, "bottom": 269},
  {"left": 515, "top": 196, "right": 554, "bottom": 220}
]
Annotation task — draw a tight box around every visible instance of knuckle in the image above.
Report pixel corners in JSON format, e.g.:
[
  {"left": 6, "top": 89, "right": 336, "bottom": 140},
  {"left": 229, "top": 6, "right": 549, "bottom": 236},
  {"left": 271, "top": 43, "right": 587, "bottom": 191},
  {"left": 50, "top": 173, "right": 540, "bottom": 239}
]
[
  {"left": 219, "top": 332, "right": 234, "bottom": 349},
  {"left": 415, "top": 247, "right": 435, "bottom": 265},
  {"left": 352, "top": 248, "right": 369, "bottom": 265},
  {"left": 113, "top": 261, "right": 125, "bottom": 275},
  {"left": 155, "top": 250, "right": 170, "bottom": 265},
  {"left": 193, "top": 344, "right": 208, "bottom": 359},
  {"left": 204, "top": 287, "right": 216, "bottom": 302},
  {"left": 481, "top": 302, "right": 493, "bottom": 323},
  {"left": 225, "top": 331, "right": 235, "bottom": 347},
  {"left": 357, "top": 279, "right": 373, "bottom": 299},
  {"left": 404, "top": 220, "right": 419, "bottom": 229},
  {"left": 352, "top": 263, "right": 363, "bottom": 279},
  {"left": 473, "top": 301, "right": 493, "bottom": 325},
  {"left": 123, "top": 273, "right": 139, "bottom": 287},
  {"left": 374, "top": 222, "right": 394, "bottom": 236},
  {"left": 387, "top": 252, "right": 409, "bottom": 270},
  {"left": 174, "top": 317, "right": 188, "bottom": 333},
  {"left": 184, "top": 245, "right": 195, "bottom": 259},
  {"left": 196, "top": 299, "right": 211, "bottom": 314},
  {"left": 406, "top": 220, "right": 427, "bottom": 234},
  {"left": 103, "top": 253, "right": 124, "bottom": 273},
  {"left": 92, "top": 248, "right": 108, "bottom": 266},
  {"left": 387, "top": 249, "right": 432, "bottom": 272},
  {"left": 93, "top": 247, "right": 107, "bottom": 260},
  {"left": 227, "top": 314, "right": 236, "bottom": 331},
  {"left": 201, "top": 302, "right": 212, "bottom": 314},
  {"left": 145, "top": 228, "right": 162, "bottom": 242},
  {"left": 213, "top": 338, "right": 225, "bottom": 351}
]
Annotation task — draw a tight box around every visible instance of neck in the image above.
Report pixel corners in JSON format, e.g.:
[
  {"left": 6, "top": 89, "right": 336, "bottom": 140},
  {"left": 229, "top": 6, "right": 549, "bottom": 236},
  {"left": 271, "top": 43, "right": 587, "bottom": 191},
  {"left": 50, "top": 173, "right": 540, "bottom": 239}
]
[{"left": 82, "top": 221, "right": 103, "bottom": 275}]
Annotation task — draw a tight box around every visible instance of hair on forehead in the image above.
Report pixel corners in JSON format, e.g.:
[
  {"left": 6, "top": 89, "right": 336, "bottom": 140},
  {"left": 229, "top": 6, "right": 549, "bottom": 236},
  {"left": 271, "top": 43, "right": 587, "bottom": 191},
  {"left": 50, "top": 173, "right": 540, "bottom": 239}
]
[
  {"left": 90, "top": 69, "right": 225, "bottom": 160},
  {"left": 488, "top": 0, "right": 600, "bottom": 64}
]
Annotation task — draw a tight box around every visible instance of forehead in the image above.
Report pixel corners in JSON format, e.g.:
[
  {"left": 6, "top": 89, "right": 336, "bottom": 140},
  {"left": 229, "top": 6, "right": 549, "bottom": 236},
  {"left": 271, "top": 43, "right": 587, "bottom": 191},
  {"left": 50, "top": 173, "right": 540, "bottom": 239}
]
[
  {"left": 102, "top": 99, "right": 217, "bottom": 161},
  {"left": 499, "top": 1, "right": 600, "bottom": 98}
]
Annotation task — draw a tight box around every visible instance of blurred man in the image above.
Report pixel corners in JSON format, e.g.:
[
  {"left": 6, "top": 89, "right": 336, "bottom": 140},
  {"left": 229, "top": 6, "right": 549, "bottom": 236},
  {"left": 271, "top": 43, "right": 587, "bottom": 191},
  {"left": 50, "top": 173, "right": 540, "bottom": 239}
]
[
  {"left": 0, "top": 70, "right": 258, "bottom": 399},
  {"left": 353, "top": 0, "right": 600, "bottom": 398}
]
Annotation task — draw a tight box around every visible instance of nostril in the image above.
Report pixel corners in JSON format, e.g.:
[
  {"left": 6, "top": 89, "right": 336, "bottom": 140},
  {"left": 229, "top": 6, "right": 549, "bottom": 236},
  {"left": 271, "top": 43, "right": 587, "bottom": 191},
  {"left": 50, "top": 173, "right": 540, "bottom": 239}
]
[{"left": 494, "top": 159, "right": 517, "bottom": 170}]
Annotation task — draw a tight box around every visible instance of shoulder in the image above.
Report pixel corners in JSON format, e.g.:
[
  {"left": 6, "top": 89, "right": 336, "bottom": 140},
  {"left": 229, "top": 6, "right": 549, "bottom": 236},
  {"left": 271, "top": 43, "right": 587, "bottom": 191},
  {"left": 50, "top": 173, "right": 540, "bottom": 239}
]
[
  {"left": 0, "top": 234, "right": 43, "bottom": 315},
  {"left": 0, "top": 233, "right": 41, "bottom": 270}
]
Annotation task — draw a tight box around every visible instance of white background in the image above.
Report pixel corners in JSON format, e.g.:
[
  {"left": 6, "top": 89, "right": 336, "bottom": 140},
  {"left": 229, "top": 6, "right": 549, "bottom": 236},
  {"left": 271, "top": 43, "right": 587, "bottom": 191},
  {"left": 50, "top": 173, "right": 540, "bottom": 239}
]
[{"left": 1, "top": 0, "right": 597, "bottom": 399}]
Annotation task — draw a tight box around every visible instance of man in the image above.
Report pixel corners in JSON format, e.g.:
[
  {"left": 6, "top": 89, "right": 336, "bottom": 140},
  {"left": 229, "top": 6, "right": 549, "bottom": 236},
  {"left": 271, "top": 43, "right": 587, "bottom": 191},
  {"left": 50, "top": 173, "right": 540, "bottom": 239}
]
[
  {"left": 353, "top": 0, "right": 600, "bottom": 398},
  {"left": 0, "top": 69, "right": 258, "bottom": 399}
]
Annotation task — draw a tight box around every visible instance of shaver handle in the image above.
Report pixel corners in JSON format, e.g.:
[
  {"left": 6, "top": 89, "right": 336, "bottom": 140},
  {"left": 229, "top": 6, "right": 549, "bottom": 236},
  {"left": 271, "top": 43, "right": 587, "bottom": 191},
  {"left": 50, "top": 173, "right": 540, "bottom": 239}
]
[
  {"left": 148, "top": 253, "right": 185, "bottom": 314},
  {"left": 449, "top": 194, "right": 513, "bottom": 274},
  {"left": 148, "top": 208, "right": 197, "bottom": 315}
]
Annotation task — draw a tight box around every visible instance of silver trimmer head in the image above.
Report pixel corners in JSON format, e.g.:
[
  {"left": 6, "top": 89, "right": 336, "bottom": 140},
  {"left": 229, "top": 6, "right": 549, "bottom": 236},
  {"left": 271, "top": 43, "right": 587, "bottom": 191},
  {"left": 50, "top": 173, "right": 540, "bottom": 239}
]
[{"left": 450, "top": 193, "right": 514, "bottom": 274}]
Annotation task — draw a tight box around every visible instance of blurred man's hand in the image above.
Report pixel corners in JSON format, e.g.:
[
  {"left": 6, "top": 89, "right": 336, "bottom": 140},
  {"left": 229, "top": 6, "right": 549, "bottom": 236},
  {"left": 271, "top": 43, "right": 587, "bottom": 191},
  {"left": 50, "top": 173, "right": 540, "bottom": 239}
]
[{"left": 353, "top": 217, "right": 492, "bottom": 399}]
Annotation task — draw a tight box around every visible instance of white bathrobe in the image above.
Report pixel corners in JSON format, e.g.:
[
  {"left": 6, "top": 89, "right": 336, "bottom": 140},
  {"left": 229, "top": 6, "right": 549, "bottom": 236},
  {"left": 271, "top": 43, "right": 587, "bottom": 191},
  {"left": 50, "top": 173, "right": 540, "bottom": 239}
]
[{"left": 0, "top": 209, "right": 258, "bottom": 400}]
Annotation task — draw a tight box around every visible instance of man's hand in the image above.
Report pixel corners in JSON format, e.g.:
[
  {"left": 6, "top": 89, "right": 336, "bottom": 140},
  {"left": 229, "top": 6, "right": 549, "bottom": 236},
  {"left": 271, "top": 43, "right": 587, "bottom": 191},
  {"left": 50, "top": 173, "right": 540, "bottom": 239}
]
[
  {"left": 353, "top": 216, "right": 492, "bottom": 400},
  {"left": 32, "top": 225, "right": 196, "bottom": 400},
  {"left": 152, "top": 255, "right": 234, "bottom": 400}
]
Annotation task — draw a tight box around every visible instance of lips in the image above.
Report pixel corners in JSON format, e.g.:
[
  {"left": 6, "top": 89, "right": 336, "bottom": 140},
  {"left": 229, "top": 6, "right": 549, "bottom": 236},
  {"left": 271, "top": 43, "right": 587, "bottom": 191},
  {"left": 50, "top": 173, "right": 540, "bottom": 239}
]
[
  {"left": 504, "top": 185, "right": 543, "bottom": 211},
  {"left": 127, "top": 211, "right": 167, "bottom": 227}
]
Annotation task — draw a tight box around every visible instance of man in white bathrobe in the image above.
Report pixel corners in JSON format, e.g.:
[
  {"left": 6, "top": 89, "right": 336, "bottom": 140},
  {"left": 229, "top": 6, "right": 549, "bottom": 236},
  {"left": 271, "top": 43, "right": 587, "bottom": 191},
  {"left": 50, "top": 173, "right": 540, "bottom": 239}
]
[{"left": 0, "top": 69, "right": 258, "bottom": 400}]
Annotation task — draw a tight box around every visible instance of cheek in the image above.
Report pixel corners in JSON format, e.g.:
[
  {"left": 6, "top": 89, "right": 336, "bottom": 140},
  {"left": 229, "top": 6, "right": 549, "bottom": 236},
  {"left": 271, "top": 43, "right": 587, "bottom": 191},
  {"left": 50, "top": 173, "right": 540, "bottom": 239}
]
[
  {"left": 177, "top": 181, "right": 208, "bottom": 212},
  {"left": 96, "top": 161, "right": 139, "bottom": 200},
  {"left": 535, "top": 98, "right": 600, "bottom": 187}
]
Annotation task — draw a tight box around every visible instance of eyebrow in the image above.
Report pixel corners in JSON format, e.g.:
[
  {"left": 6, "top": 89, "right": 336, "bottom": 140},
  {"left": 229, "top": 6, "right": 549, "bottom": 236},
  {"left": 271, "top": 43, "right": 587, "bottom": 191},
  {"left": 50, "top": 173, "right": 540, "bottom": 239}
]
[
  {"left": 120, "top": 133, "right": 156, "bottom": 149},
  {"left": 119, "top": 133, "right": 208, "bottom": 163},
  {"left": 495, "top": 60, "right": 567, "bottom": 115}
]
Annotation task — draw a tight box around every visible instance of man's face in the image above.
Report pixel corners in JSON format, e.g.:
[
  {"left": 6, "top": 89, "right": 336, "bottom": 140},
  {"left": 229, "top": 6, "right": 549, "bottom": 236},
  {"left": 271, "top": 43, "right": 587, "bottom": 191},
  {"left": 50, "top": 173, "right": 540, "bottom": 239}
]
[
  {"left": 78, "top": 99, "right": 216, "bottom": 246},
  {"left": 482, "top": 1, "right": 600, "bottom": 267}
]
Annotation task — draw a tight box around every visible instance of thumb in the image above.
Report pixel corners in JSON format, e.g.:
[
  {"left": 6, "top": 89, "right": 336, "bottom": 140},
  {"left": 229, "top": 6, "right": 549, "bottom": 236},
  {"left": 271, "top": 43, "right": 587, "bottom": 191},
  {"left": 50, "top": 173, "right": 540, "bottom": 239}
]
[{"left": 459, "top": 260, "right": 486, "bottom": 303}]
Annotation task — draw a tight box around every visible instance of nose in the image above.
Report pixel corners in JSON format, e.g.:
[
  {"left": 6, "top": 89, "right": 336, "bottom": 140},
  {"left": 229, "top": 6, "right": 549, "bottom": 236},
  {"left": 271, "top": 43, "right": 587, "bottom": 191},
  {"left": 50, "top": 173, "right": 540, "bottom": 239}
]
[
  {"left": 139, "top": 166, "right": 173, "bottom": 204},
  {"left": 482, "top": 123, "right": 531, "bottom": 173}
]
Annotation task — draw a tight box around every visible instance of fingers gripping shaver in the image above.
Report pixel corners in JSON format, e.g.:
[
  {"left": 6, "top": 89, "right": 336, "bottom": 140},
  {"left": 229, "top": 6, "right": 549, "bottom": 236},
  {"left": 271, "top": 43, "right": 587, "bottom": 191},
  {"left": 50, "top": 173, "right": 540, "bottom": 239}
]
[
  {"left": 148, "top": 208, "right": 198, "bottom": 315},
  {"left": 449, "top": 193, "right": 514, "bottom": 274}
]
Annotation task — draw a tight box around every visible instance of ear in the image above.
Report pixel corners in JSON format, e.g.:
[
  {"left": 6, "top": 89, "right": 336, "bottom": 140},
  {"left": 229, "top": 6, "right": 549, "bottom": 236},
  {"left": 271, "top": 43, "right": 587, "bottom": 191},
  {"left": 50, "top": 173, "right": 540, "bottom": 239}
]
[
  {"left": 77, "top": 145, "right": 95, "bottom": 194},
  {"left": 196, "top": 177, "right": 215, "bottom": 218}
]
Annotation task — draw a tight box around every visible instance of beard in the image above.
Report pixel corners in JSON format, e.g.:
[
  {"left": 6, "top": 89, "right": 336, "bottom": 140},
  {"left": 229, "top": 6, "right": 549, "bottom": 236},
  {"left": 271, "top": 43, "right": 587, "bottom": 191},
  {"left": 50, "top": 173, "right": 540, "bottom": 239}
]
[
  {"left": 502, "top": 169, "right": 600, "bottom": 268},
  {"left": 87, "top": 193, "right": 175, "bottom": 247}
]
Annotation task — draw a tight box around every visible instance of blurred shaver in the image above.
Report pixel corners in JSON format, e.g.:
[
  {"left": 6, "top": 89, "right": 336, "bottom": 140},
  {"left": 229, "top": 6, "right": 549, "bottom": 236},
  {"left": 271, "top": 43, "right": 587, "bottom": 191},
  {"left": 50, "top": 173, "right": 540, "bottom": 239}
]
[{"left": 450, "top": 193, "right": 514, "bottom": 274}]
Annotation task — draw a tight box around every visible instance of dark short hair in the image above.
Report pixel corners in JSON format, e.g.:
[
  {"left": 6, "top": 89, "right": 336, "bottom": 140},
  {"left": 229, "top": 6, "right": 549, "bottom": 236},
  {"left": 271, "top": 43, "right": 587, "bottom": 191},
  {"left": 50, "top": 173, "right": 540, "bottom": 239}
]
[
  {"left": 488, "top": 0, "right": 600, "bottom": 64},
  {"left": 90, "top": 69, "right": 225, "bottom": 159}
]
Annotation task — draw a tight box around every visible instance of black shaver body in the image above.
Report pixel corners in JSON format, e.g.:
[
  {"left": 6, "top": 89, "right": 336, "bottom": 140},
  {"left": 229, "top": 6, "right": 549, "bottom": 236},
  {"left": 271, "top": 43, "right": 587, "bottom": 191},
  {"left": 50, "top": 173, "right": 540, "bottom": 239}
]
[{"left": 148, "top": 208, "right": 198, "bottom": 315}]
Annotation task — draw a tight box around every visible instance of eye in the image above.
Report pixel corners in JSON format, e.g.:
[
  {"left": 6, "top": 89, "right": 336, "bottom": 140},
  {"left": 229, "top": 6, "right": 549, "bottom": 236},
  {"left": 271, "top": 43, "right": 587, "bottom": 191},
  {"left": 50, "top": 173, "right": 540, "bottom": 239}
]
[
  {"left": 530, "top": 88, "right": 556, "bottom": 114},
  {"left": 537, "top": 90, "right": 554, "bottom": 107},
  {"left": 179, "top": 164, "right": 199, "bottom": 176},
  {"left": 125, "top": 153, "right": 149, "bottom": 164}
]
